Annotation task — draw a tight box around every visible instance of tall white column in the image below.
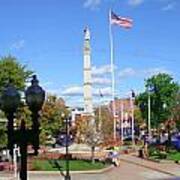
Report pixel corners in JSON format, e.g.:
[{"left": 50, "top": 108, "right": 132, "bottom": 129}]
[{"left": 83, "top": 27, "right": 93, "bottom": 115}]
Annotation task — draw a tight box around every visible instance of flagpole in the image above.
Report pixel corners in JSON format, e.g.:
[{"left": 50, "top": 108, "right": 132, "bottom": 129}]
[{"left": 109, "top": 9, "right": 116, "bottom": 140}]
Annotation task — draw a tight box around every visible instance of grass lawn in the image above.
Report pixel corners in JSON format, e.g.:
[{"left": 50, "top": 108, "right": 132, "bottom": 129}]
[
  {"left": 167, "top": 152, "right": 180, "bottom": 161},
  {"left": 149, "top": 150, "right": 180, "bottom": 161},
  {"left": 32, "top": 159, "right": 109, "bottom": 171},
  {"left": 149, "top": 155, "right": 161, "bottom": 161}
]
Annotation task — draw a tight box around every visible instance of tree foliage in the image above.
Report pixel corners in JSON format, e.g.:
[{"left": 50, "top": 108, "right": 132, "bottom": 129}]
[
  {"left": 16, "top": 104, "right": 32, "bottom": 128},
  {"left": 94, "top": 106, "right": 114, "bottom": 145},
  {"left": 85, "top": 124, "right": 102, "bottom": 163},
  {"left": 134, "top": 108, "right": 144, "bottom": 127},
  {"left": 74, "top": 114, "right": 103, "bottom": 163},
  {"left": 40, "top": 95, "right": 67, "bottom": 145},
  {"left": 0, "top": 55, "right": 33, "bottom": 92},
  {"left": 136, "top": 73, "right": 179, "bottom": 128},
  {"left": 0, "top": 56, "right": 33, "bottom": 148},
  {"left": 171, "top": 91, "right": 180, "bottom": 130},
  {"left": 0, "top": 124, "right": 7, "bottom": 149},
  {"left": 74, "top": 115, "right": 89, "bottom": 143}
]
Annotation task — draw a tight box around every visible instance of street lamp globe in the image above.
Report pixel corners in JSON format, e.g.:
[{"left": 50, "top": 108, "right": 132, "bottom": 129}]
[
  {"left": 163, "top": 103, "right": 167, "bottom": 109},
  {"left": 0, "top": 84, "right": 21, "bottom": 113},
  {"left": 25, "top": 75, "right": 45, "bottom": 112},
  {"left": 61, "top": 112, "right": 65, "bottom": 119}
]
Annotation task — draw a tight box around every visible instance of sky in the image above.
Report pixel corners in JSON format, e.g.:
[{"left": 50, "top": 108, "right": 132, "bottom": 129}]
[{"left": 0, "top": 0, "right": 179, "bottom": 107}]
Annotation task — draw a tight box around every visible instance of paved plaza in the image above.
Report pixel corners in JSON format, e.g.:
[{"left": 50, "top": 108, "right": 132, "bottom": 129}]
[
  {"left": 1, "top": 156, "right": 180, "bottom": 180},
  {"left": 28, "top": 161, "right": 179, "bottom": 180}
]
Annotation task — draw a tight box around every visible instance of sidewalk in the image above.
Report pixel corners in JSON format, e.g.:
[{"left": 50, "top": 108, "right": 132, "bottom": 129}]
[
  {"left": 120, "top": 153, "right": 180, "bottom": 177},
  {"left": 0, "top": 172, "right": 14, "bottom": 180}
]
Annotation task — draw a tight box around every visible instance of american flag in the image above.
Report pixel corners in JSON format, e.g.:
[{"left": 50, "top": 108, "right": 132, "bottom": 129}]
[{"left": 110, "top": 11, "right": 133, "bottom": 29}]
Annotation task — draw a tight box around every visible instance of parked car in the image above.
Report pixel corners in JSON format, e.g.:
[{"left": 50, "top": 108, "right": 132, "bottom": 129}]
[
  {"left": 171, "top": 135, "right": 180, "bottom": 150},
  {"left": 55, "top": 132, "right": 74, "bottom": 147}
]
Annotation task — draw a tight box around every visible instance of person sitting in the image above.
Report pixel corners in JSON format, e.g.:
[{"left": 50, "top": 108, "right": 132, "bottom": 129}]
[{"left": 108, "top": 150, "right": 120, "bottom": 166}]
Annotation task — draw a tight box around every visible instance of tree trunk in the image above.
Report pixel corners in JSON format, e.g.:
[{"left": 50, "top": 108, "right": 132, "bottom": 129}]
[
  {"left": 167, "top": 124, "right": 171, "bottom": 152},
  {"left": 91, "top": 146, "right": 95, "bottom": 164}
]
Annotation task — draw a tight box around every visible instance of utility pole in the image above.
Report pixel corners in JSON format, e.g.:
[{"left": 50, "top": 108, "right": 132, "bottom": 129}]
[
  {"left": 121, "top": 101, "right": 124, "bottom": 144},
  {"left": 131, "top": 90, "right": 135, "bottom": 146},
  {"left": 148, "top": 88, "right": 151, "bottom": 138},
  {"left": 98, "top": 90, "right": 103, "bottom": 131}
]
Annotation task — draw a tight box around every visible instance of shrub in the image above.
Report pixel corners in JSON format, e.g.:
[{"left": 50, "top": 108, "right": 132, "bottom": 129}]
[
  {"left": 148, "top": 145, "right": 159, "bottom": 156},
  {"left": 158, "top": 151, "right": 167, "bottom": 159}
]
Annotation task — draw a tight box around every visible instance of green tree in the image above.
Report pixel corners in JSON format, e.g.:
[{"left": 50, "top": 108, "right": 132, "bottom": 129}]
[
  {"left": 134, "top": 108, "right": 145, "bottom": 135},
  {"left": 40, "top": 95, "right": 68, "bottom": 145},
  {"left": 136, "top": 73, "right": 179, "bottom": 129},
  {"left": 134, "top": 108, "right": 144, "bottom": 127},
  {"left": 74, "top": 115, "right": 89, "bottom": 143},
  {"left": 0, "top": 55, "right": 33, "bottom": 92},
  {"left": 0, "top": 124, "right": 7, "bottom": 149},
  {"left": 171, "top": 91, "right": 180, "bottom": 130},
  {"left": 0, "top": 112, "right": 7, "bottom": 149},
  {"left": 16, "top": 104, "right": 32, "bottom": 127},
  {"left": 0, "top": 56, "right": 33, "bottom": 148}
]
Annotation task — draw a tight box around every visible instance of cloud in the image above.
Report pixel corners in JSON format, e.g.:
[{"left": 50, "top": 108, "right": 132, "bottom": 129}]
[
  {"left": 61, "top": 85, "right": 112, "bottom": 97},
  {"left": 127, "top": 0, "right": 177, "bottom": 9},
  {"left": 46, "top": 88, "right": 62, "bottom": 96},
  {"left": 93, "top": 87, "right": 112, "bottom": 96},
  {"left": 119, "top": 67, "right": 136, "bottom": 78},
  {"left": 92, "top": 64, "right": 114, "bottom": 76},
  {"left": 162, "top": 2, "right": 176, "bottom": 11},
  {"left": 128, "top": 0, "right": 144, "bottom": 6},
  {"left": 83, "top": 0, "right": 101, "bottom": 9},
  {"left": 62, "top": 86, "right": 83, "bottom": 96},
  {"left": 118, "top": 67, "right": 171, "bottom": 78},
  {"left": 144, "top": 67, "right": 171, "bottom": 76},
  {"left": 92, "top": 77, "right": 111, "bottom": 85},
  {"left": 11, "top": 39, "right": 25, "bottom": 50}
]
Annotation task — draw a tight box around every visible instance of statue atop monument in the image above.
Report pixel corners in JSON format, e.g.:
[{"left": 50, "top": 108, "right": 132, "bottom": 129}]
[{"left": 84, "top": 27, "right": 90, "bottom": 40}]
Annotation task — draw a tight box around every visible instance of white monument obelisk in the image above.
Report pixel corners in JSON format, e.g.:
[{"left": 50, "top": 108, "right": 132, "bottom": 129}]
[{"left": 83, "top": 27, "right": 93, "bottom": 115}]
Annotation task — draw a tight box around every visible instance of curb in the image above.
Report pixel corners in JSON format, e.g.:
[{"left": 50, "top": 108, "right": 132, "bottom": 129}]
[
  {"left": 132, "top": 154, "right": 180, "bottom": 165},
  {"left": 147, "top": 158, "right": 176, "bottom": 164},
  {"left": 121, "top": 158, "right": 178, "bottom": 177},
  {"left": 28, "top": 165, "right": 114, "bottom": 175}
]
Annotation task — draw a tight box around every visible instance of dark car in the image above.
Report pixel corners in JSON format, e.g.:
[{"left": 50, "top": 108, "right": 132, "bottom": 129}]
[
  {"left": 55, "top": 133, "right": 74, "bottom": 147},
  {"left": 171, "top": 135, "right": 180, "bottom": 150}
]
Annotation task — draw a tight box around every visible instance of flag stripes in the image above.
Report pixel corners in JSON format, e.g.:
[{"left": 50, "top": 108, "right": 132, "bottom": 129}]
[{"left": 110, "top": 11, "right": 133, "bottom": 29}]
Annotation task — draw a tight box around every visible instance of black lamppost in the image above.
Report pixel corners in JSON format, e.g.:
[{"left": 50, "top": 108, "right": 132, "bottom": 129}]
[
  {"left": 65, "top": 116, "right": 71, "bottom": 180},
  {"left": 61, "top": 113, "right": 71, "bottom": 180},
  {"left": 25, "top": 75, "right": 45, "bottom": 156},
  {"left": 0, "top": 83, "right": 21, "bottom": 157},
  {"left": 0, "top": 75, "right": 45, "bottom": 180}
]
